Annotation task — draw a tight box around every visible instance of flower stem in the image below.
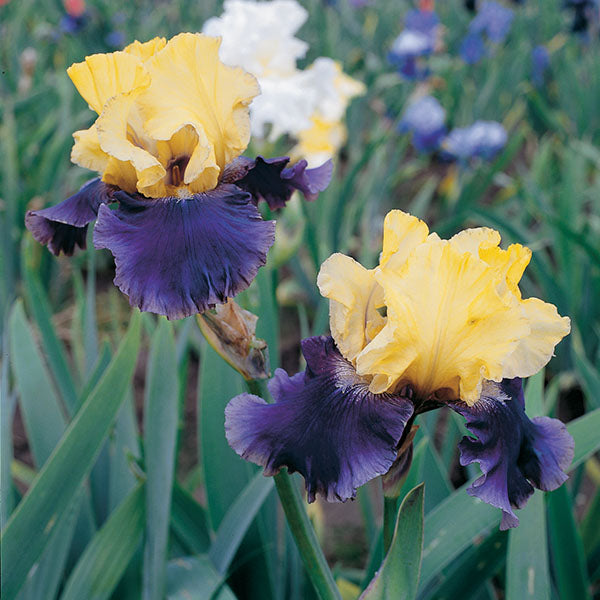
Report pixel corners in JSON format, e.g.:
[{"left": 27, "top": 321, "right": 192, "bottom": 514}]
[
  {"left": 274, "top": 471, "right": 341, "bottom": 600},
  {"left": 383, "top": 496, "right": 399, "bottom": 555}
]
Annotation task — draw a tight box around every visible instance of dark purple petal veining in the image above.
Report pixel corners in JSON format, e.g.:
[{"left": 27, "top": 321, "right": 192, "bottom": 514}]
[
  {"left": 451, "top": 378, "right": 574, "bottom": 529},
  {"left": 225, "top": 335, "right": 414, "bottom": 502},
  {"left": 224, "top": 155, "right": 332, "bottom": 209},
  {"left": 93, "top": 184, "right": 275, "bottom": 319},
  {"left": 25, "top": 178, "right": 112, "bottom": 255}
]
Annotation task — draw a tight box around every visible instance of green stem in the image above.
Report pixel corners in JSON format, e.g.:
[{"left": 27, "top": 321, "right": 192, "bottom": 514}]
[
  {"left": 274, "top": 471, "right": 341, "bottom": 600},
  {"left": 383, "top": 496, "right": 399, "bottom": 556}
]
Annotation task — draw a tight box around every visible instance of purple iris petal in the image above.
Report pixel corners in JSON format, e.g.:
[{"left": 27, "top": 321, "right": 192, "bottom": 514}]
[
  {"left": 531, "top": 45, "right": 550, "bottom": 87},
  {"left": 224, "top": 156, "right": 332, "bottom": 209},
  {"left": 93, "top": 184, "right": 275, "bottom": 319},
  {"left": 469, "top": 1, "right": 514, "bottom": 43},
  {"left": 443, "top": 120, "right": 507, "bottom": 161},
  {"left": 399, "top": 95, "right": 446, "bottom": 153},
  {"left": 460, "top": 32, "right": 487, "bottom": 64},
  {"left": 405, "top": 9, "right": 440, "bottom": 34},
  {"left": 451, "top": 379, "right": 574, "bottom": 530},
  {"left": 25, "top": 178, "right": 112, "bottom": 256},
  {"left": 388, "top": 30, "right": 434, "bottom": 80},
  {"left": 225, "top": 336, "right": 414, "bottom": 502}
]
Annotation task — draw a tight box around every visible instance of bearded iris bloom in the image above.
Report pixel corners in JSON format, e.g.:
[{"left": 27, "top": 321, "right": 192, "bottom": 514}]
[
  {"left": 388, "top": 9, "right": 440, "bottom": 80},
  {"left": 443, "top": 120, "right": 507, "bottom": 161},
  {"left": 398, "top": 95, "right": 446, "bottom": 153},
  {"left": 226, "top": 210, "right": 573, "bottom": 529},
  {"left": 26, "top": 34, "right": 331, "bottom": 319}
]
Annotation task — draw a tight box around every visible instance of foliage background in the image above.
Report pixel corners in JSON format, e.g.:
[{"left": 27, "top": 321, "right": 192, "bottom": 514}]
[{"left": 1, "top": 0, "right": 599, "bottom": 599}]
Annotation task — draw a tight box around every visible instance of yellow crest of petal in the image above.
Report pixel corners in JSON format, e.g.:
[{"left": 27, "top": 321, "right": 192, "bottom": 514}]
[
  {"left": 67, "top": 51, "right": 149, "bottom": 114},
  {"left": 449, "top": 227, "right": 501, "bottom": 256},
  {"left": 124, "top": 37, "right": 166, "bottom": 61},
  {"left": 95, "top": 89, "right": 165, "bottom": 195},
  {"left": 380, "top": 210, "right": 429, "bottom": 271},
  {"left": 357, "top": 239, "right": 530, "bottom": 404},
  {"left": 502, "top": 298, "right": 571, "bottom": 379},
  {"left": 317, "top": 253, "right": 385, "bottom": 363},
  {"left": 71, "top": 125, "right": 110, "bottom": 173},
  {"left": 137, "top": 33, "right": 260, "bottom": 189},
  {"left": 479, "top": 243, "right": 531, "bottom": 297}
]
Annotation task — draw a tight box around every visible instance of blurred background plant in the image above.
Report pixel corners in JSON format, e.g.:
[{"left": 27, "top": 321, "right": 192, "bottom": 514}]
[{"left": 1, "top": 0, "right": 599, "bottom": 599}]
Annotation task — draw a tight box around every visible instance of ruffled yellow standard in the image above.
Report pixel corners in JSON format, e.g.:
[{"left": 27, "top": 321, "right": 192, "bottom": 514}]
[
  {"left": 318, "top": 210, "right": 571, "bottom": 406},
  {"left": 67, "top": 34, "right": 260, "bottom": 198}
]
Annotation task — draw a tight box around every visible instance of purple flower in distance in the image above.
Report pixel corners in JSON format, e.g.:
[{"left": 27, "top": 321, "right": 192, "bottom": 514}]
[
  {"left": 460, "top": 32, "right": 487, "bottom": 63},
  {"left": 226, "top": 338, "right": 573, "bottom": 528},
  {"left": 443, "top": 120, "right": 507, "bottom": 161},
  {"left": 399, "top": 95, "right": 446, "bottom": 152},
  {"left": 531, "top": 45, "right": 550, "bottom": 86},
  {"left": 388, "top": 10, "right": 439, "bottom": 80},
  {"left": 469, "top": 1, "right": 514, "bottom": 43}
]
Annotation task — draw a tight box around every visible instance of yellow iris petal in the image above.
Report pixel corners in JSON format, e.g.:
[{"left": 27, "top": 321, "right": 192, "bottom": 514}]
[
  {"left": 356, "top": 240, "right": 530, "bottom": 404},
  {"left": 292, "top": 116, "right": 346, "bottom": 166},
  {"left": 95, "top": 90, "right": 165, "bottom": 195},
  {"left": 123, "top": 37, "right": 166, "bottom": 61},
  {"left": 502, "top": 298, "right": 571, "bottom": 379},
  {"left": 380, "top": 210, "right": 429, "bottom": 271},
  {"left": 320, "top": 210, "right": 571, "bottom": 406},
  {"left": 71, "top": 125, "right": 110, "bottom": 173},
  {"left": 67, "top": 51, "right": 149, "bottom": 114},
  {"left": 317, "top": 253, "right": 385, "bottom": 363},
  {"left": 449, "top": 227, "right": 501, "bottom": 256},
  {"left": 479, "top": 243, "right": 532, "bottom": 298},
  {"left": 137, "top": 33, "right": 260, "bottom": 187}
]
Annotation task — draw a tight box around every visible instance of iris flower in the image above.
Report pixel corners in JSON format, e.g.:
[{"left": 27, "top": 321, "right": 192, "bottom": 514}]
[
  {"left": 443, "top": 120, "right": 507, "bottom": 161},
  {"left": 226, "top": 210, "right": 573, "bottom": 529},
  {"left": 398, "top": 95, "right": 446, "bottom": 153},
  {"left": 388, "top": 10, "right": 440, "bottom": 80},
  {"left": 204, "top": 1, "right": 364, "bottom": 165},
  {"left": 26, "top": 34, "right": 331, "bottom": 319}
]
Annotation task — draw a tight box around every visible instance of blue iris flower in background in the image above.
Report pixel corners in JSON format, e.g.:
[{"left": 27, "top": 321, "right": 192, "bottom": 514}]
[
  {"left": 470, "top": 1, "right": 514, "bottom": 42},
  {"left": 443, "top": 120, "right": 507, "bottom": 161},
  {"left": 460, "top": 1, "right": 514, "bottom": 64},
  {"left": 531, "top": 45, "right": 550, "bottom": 87},
  {"left": 388, "top": 9, "right": 439, "bottom": 80},
  {"left": 398, "top": 95, "right": 446, "bottom": 153},
  {"left": 460, "top": 32, "right": 487, "bottom": 63}
]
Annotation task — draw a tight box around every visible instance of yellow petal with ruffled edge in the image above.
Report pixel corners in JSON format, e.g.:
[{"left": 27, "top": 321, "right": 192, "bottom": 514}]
[
  {"left": 137, "top": 33, "right": 260, "bottom": 191},
  {"left": 479, "top": 243, "right": 532, "bottom": 298},
  {"left": 317, "top": 253, "right": 385, "bottom": 363},
  {"left": 357, "top": 239, "right": 530, "bottom": 404},
  {"left": 123, "top": 37, "right": 166, "bottom": 61},
  {"left": 67, "top": 51, "right": 150, "bottom": 114},
  {"left": 95, "top": 89, "right": 165, "bottom": 195},
  {"left": 379, "top": 210, "right": 429, "bottom": 271},
  {"left": 502, "top": 298, "right": 571, "bottom": 379},
  {"left": 71, "top": 125, "right": 110, "bottom": 172},
  {"left": 449, "top": 227, "right": 501, "bottom": 256}
]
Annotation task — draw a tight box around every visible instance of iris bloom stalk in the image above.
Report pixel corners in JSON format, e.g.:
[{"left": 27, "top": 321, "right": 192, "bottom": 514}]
[
  {"left": 226, "top": 210, "right": 574, "bottom": 530},
  {"left": 26, "top": 34, "right": 332, "bottom": 319}
]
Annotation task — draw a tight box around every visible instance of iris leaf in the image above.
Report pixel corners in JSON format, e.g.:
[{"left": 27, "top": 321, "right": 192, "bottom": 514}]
[
  {"left": 60, "top": 483, "right": 146, "bottom": 600},
  {"left": 143, "top": 318, "right": 179, "bottom": 600},
  {"left": 209, "top": 471, "right": 275, "bottom": 575},
  {"left": 166, "top": 555, "right": 237, "bottom": 600},
  {"left": 547, "top": 485, "right": 591, "bottom": 600},
  {"left": 360, "top": 483, "right": 425, "bottom": 600},
  {"left": 506, "top": 492, "right": 550, "bottom": 600},
  {"left": 170, "top": 481, "right": 211, "bottom": 555},
  {"left": 1, "top": 311, "right": 141, "bottom": 600}
]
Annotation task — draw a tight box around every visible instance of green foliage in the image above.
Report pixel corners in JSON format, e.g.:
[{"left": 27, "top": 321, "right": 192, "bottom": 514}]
[{"left": 2, "top": 1, "right": 600, "bottom": 599}]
